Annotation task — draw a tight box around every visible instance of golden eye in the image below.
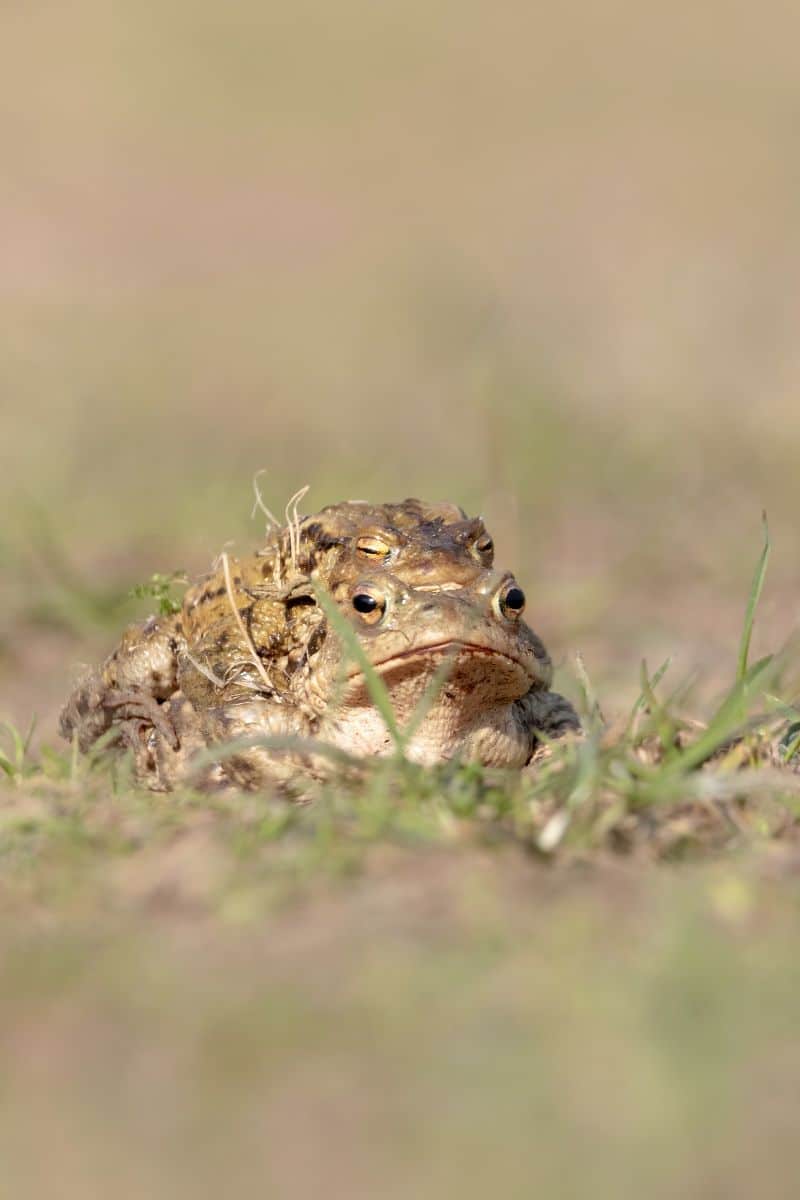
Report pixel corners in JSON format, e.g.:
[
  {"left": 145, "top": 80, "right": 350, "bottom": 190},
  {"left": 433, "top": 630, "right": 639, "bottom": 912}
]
[
  {"left": 474, "top": 532, "right": 494, "bottom": 560},
  {"left": 351, "top": 589, "right": 387, "bottom": 625},
  {"left": 495, "top": 581, "right": 525, "bottom": 620},
  {"left": 356, "top": 535, "right": 391, "bottom": 561}
]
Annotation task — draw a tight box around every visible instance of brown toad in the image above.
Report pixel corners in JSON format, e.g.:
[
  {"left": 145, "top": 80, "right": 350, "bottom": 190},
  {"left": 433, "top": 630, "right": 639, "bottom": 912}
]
[
  {"left": 132, "top": 567, "right": 579, "bottom": 791},
  {"left": 60, "top": 498, "right": 498, "bottom": 768}
]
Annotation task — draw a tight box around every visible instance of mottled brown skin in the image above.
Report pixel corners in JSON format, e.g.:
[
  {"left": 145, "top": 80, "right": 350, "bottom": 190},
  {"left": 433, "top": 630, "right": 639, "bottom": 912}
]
[
  {"left": 60, "top": 499, "right": 497, "bottom": 768},
  {"left": 60, "top": 615, "right": 183, "bottom": 760},
  {"left": 60, "top": 498, "right": 579, "bottom": 791},
  {"left": 138, "top": 567, "right": 579, "bottom": 792}
]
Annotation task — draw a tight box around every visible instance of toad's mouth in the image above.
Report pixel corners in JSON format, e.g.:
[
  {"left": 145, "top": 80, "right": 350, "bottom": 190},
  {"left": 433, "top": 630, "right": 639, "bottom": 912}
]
[{"left": 343, "top": 640, "right": 535, "bottom": 704}]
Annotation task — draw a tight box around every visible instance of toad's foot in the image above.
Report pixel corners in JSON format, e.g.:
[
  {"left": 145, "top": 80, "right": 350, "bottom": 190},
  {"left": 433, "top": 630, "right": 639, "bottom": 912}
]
[{"left": 103, "top": 689, "right": 180, "bottom": 750}]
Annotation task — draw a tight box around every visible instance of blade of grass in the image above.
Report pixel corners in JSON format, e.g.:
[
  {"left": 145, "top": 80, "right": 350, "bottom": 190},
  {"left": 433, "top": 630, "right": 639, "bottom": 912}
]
[
  {"left": 190, "top": 732, "right": 366, "bottom": 775},
  {"left": 312, "top": 583, "right": 405, "bottom": 753},
  {"left": 737, "top": 512, "right": 770, "bottom": 683},
  {"left": 574, "top": 652, "right": 604, "bottom": 732},
  {"left": 633, "top": 657, "right": 681, "bottom": 750},
  {"left": 626, "top": 657, "right": 672, "bottom": 735},
  {"left": 661, "top": 655, "right": 776, "bottom": 776},
  {"left": 0, "top": 720, "right": 36, "bottom": 781},
  {"left": 21, "top": 716, "right": 37, "bottom": 758}
]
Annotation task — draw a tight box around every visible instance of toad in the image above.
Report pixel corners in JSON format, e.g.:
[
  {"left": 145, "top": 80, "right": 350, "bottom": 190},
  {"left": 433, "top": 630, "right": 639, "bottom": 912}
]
[{"left": 60, "top": 499, "right": 498, "bottom": 766}]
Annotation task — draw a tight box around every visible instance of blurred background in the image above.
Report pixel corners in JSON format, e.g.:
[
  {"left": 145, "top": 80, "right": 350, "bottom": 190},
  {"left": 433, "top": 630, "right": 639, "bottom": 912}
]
[
  {"left": 3, "top": 0, "right": 800, "bottom": 734},
  {"left": 4, "top": 6, "right": 800, "bottom": 1197}
]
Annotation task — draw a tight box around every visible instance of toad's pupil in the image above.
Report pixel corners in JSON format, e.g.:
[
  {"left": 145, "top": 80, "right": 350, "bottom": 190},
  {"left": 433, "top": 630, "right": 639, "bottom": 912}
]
[
  {"left": 505, "top": 586, "right": 525, "bottom": 611},
  {"left": 353, "top": 593, "right": 378, "bottom": 614}
]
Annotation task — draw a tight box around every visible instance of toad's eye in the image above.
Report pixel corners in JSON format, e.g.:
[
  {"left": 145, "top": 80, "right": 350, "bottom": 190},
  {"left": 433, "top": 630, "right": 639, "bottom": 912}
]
[
  {"left": 496, "top": 582, "right": 525, "bottom": 619},
  {"left": 352, "top": 590, "right": 386, "bottom": 624},
  {"left": 474, "top": 533, "right": 494, "bottom": 559},
  {"left": 356, "top": 535, "right": 391, "bottom": 561}
]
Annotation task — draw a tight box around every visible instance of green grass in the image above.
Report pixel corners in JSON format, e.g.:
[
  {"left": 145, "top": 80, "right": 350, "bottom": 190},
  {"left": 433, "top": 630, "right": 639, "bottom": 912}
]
[{"left": 3, "top": 717, "right": 800, "bottom": 1199}]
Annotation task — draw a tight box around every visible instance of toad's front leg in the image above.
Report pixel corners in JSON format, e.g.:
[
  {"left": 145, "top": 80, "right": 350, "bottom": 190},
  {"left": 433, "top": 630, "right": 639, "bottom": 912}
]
[{"left": 517, "top": 687, "right": 582, "bottom": 767}]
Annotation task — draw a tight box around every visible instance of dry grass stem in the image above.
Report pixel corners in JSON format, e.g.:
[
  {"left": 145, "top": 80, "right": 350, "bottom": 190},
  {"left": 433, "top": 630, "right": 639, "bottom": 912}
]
[
  {"left": 250, "top": 468, "right": 281, "bottom": 530},
  {"left": 181, "top": 648, "right": 227, "bottom": 691},
  {"left": 220, "top": 551, "right": 274, "bottom": 692},
  {"left": 284, "top": 484, "right": 310, "bottom": 575}
]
